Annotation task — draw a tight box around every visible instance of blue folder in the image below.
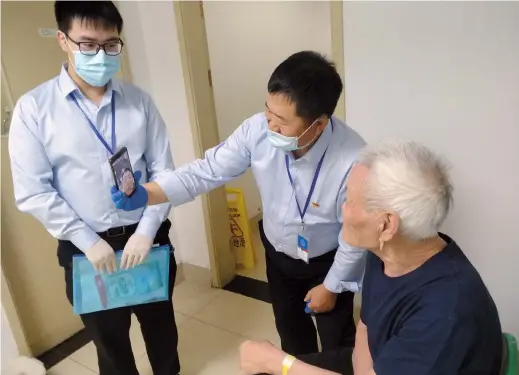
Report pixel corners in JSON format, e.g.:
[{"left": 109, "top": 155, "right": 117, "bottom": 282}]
[{"left": 73, "top": 245, "right": 171, "bottom": 315}]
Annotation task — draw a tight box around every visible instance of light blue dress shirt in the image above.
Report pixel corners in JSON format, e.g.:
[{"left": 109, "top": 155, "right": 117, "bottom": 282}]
[
  {"left": 155, "top": 112, "right": 367, "bottom": 293},
  {"left": 9, "top": 65, "right": 173, "bottom": 253}
]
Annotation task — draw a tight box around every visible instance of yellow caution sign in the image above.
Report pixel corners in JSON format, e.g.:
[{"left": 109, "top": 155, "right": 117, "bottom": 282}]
[{"left": 226, "top": 188, "right": 255, "bottom": 269}]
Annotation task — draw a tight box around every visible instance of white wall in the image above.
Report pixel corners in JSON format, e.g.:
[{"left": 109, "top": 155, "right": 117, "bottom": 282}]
[
  {"left": 344, "top": 2, "right": 519, "bottom": 337},
  {"left": 117, "top": 1, "right": 211, "bottom": 269},
  {"left": 204, "top": 1, "right": 332, "bottom": 218}
]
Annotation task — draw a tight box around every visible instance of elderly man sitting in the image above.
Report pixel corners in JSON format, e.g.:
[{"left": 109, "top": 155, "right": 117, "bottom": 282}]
[{"left": 240, "top": 141, "right": 502, "bottom": 375}]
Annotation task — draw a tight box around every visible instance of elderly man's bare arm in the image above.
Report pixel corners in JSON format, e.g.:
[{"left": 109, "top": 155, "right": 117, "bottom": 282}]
[
  {"left": 239, "top": 340, "right": 341, "bottom": 375},
  {"left": 286, "top": 360, "right": 342, "bottom": 375},
  {"left": 353, "top": 320, "right": 373, "bottom": 375}
]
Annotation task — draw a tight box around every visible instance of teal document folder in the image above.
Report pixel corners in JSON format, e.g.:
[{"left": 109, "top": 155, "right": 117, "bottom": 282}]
[{"left": 72, "top": 245, "right": 170, "bottom": 315}]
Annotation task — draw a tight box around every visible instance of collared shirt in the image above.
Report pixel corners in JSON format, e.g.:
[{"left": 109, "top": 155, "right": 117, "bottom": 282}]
[
  {"left": 155, "top": 112, "right": 367, "bottom": 293},
  {"left": 9, "top": 65, "right": 173, "bottom": 252}
]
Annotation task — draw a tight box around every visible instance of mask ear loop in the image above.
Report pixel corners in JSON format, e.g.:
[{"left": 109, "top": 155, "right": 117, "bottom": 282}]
[
  {"left": 297, "top": 118, "right": 324, "bottom": 150},
  {"left": 61, "top": 33, "right": 78, "bottom": 70}
]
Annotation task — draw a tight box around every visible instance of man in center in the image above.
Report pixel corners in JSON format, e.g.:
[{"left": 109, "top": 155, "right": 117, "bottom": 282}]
[{"left": 112, "top": 51, "right": 367, "bottom": 355}]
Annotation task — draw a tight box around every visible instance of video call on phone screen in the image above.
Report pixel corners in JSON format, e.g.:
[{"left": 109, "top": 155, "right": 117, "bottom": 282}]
[{"left": 113, "top": 152, "right": 136, "bottom": 196}]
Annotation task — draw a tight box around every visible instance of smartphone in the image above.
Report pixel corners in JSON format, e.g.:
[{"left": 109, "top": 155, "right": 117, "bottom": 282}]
[{"left": 109, "top": 147, "right": 136, "bottom": 197}]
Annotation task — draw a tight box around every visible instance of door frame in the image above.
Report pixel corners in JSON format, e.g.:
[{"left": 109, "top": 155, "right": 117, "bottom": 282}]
[
  {"left": 1, "top": 60, "right": 15, "bottom": 134},
  {"left": 173, "top": 1, "right": 346, "bottom": 287},
  {"left": 330, "top": 1, "right": 346, "bottom": 122},
  {"left": 173, "top": 1, "right": 236, "bottom": 288},
  {"left": 118, "top": 35, "right": 133, "bottom": 83}
]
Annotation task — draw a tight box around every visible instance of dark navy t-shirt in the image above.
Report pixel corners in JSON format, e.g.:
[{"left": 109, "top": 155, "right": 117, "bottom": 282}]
[{"left": 361, "top": 234, "right": 502, "bottom": 375}]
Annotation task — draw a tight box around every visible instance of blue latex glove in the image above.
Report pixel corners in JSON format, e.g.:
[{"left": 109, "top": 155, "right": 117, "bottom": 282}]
[{"left": 111, "top": 171, "right": 148, "bottom": 211}]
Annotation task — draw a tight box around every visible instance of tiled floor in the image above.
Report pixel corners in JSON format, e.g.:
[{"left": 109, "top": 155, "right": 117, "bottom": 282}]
[{"left": 47, "top": 279, "right": 279, "bottom": 375}]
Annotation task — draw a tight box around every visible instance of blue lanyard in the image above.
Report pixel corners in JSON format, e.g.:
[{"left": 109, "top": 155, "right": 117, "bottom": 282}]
[
  {"left": 70, "top": 92, "right": 116, "bottom": 155},
  {"left": 284, "top": 120, "right": 334, "bottom": 225},
  {"left": 285, "top": 149, "right": 328, "bottom": 226}
]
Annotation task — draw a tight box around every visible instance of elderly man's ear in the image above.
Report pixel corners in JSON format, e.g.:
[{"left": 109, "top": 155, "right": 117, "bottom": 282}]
[{"left": 378, "top": 212, "right": 399, "bottom": 245}]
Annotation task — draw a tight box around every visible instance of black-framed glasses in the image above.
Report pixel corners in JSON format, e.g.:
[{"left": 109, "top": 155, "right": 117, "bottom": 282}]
[{"left": 66, "top": 34, "right": 124, "bottom": 56}]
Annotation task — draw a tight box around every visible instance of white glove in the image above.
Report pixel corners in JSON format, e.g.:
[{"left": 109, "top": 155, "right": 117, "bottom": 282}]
[
  {"left": 85, "top": 238, "right": 117, "bottom": 274},
  {"left": 121, "top": 234, "right": 153, "bottom": 269}
]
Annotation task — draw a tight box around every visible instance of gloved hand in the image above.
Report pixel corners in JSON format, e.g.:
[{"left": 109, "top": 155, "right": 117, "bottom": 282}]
[
  {"left": 121, "top": 234, "right": 153, "bottom": 269},
  {"left": 111, "top": 171, "right": 148, "bottom": 211},
  {"left": 85, "top": 238, "right": 117, "bottom": 274}
]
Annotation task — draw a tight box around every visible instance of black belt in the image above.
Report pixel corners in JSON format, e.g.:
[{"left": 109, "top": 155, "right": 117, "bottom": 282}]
[{"left": 98, "top": 222, "right": 139, "bottom": 238}]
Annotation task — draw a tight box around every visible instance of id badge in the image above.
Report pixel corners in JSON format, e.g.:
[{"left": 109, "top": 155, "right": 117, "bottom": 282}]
[{"left": 297, "top": 233, "right": 310, "bottom": 264}]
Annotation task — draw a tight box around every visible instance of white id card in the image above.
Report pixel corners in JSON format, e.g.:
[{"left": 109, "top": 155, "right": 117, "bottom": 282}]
[{"left": 297, "top": 233, "right": 310, "bottom": 263}]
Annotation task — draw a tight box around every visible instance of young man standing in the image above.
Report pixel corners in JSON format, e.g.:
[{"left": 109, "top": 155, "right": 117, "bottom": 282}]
[
  {"left": 9, "top": 2, "right": 179, "bottom": 374},
  {"left": 112, "top": 51, "right": 367, "bottom": 356}
]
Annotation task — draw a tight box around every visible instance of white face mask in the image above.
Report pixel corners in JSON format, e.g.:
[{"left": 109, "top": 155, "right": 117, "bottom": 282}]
[
  {"left": 65, "top": 38, "right": 120, "bottom": 87},
  {"left": 267, "top": 119, "right": 320, "bottom": 152}
]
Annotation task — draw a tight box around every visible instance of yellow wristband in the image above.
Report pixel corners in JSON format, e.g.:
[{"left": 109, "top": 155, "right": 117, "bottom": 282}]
[{"left": 282, "top": 354, "right": 296, "bottom": 375}]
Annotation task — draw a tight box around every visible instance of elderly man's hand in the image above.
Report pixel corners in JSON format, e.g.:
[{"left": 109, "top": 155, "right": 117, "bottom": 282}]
[
  {"left": 304, "top": 284, "right": 337, "bottom": 314},
  {"left": 239, "top": 340, "right": 286, "bottom": 375}
]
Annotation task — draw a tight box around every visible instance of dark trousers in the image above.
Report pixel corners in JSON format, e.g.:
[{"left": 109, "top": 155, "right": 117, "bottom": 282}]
[
  {"left": 59, "top": 220, "right": 179, "bottom": 375},
  {"left": 298, "top": 348, "right": 354, "bottom": 375},
  {"left": 258, "top": 347, "right": 354, "bottom": 375},
  {"left": 260, "top": 220, "right": 356, "bottom": 356}
]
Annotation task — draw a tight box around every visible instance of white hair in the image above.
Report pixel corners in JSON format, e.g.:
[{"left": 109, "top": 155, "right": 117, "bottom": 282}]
[{"left": 357, "top": 141, "right": 453, "bottom": 241}]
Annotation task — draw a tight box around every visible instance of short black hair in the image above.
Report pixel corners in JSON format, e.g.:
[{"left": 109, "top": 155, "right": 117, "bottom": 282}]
[
  {"left": 267, "top": 51, "right": 343, "bottom": 122},
  {"left": 55, "top": 1, "right": 123, "bottom": 34}
]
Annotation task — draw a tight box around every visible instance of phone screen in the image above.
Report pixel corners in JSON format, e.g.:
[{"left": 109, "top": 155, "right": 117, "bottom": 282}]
[{"left": 110, "top": 148, "right": 136, "bottom": 197}]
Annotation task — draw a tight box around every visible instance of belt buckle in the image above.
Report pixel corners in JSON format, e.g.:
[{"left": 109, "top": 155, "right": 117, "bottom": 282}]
[{"left": 107, "top": 226, "right": 126, "bottom": 238}]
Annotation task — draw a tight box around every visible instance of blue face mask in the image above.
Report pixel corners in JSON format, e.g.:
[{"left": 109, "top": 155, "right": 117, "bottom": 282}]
[
  {"left": 72, "top": 50, "right": 120, "bottom": 87},
  {"left": 267, "top": 119, "right": 320, "bottom": 152}
]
